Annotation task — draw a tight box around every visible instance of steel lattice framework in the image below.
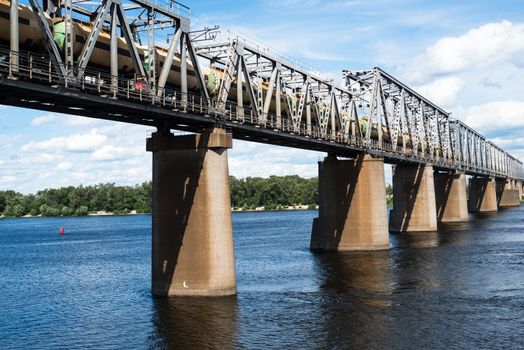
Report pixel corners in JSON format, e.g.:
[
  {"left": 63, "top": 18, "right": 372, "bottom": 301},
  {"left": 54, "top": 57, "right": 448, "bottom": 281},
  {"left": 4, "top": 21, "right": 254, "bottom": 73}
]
[{"left": 1, "top": 0, "right": 523, "bottom": 180}]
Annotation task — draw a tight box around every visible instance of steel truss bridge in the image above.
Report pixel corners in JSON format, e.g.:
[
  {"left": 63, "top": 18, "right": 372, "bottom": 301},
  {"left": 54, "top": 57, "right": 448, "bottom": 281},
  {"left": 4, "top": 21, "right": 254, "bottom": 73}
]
[{"left": 0, "top": 0, "right": 522, "bottom": 180}]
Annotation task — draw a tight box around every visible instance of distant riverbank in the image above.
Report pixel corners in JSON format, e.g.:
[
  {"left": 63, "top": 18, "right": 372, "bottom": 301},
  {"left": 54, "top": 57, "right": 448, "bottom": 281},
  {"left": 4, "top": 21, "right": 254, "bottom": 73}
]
[
  {"left": 0, "top": 205, "right": 320, "bottom": 219},
  {"left": 0, "top": 210, "right": 145, "bottom": 219},
  {"left": 1, "top": 176, "right": 397, "bottom": 218}
]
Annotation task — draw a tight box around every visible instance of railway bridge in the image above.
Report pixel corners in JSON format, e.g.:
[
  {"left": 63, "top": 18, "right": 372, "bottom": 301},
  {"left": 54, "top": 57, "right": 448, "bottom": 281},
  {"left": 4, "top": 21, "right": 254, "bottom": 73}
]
[{"left": 1, "top": 0, "right": 523, "bottom": 296}]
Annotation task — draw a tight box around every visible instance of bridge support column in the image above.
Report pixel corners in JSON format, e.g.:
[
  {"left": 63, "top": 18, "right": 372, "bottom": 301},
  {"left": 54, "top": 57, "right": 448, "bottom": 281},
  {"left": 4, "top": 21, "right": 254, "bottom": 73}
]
[
  {"left": 518, "top": 181, "right": 523, "bottom": 200},
  {"left": 434, "top": 171, "right": 468, "bottom": 223},
  {"left": 310, "top": 154, "right": 389, "bottom": 251},
  {"left": 468, "top": 177, "right": 498, "bottom": 212},
  {"left": 389, "top": 164, "right": 437, "bottom": 232},
  {"left": 496, "top": 179, "right": 521, "bottom": 207},
  {"left": 146, "top": 128, "right": 236, "bottom": 296}
]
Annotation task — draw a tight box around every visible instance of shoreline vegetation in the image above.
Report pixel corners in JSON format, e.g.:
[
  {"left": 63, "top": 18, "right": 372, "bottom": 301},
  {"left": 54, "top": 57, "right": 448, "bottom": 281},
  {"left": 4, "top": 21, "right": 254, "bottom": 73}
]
[{"left": 0, "top": 176, "right": 394, "bottom": 219}]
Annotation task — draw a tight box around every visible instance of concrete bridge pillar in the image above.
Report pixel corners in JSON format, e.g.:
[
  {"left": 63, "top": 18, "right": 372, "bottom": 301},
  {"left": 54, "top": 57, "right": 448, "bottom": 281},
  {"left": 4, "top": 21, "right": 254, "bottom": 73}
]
[
  {"left": 147, "top": 128, "right": 236, "bottom": 296},
  {"left": 468, "top": 177, "right": 498, "bottom": 212},
  {"left": 310, "top": 154, "right": 389, "bottom": 251},
  {"left": 434, "top": 171, "right": 469, "bottom": 223},
  {"left": 389, "top": 164, "right": 437, "bottom": 232},
  {"left": 496, "top": 179, "right": 521, "bottom": 207},
  {"left": 518, "top": 181, "right": 523, "bottom": 200}
]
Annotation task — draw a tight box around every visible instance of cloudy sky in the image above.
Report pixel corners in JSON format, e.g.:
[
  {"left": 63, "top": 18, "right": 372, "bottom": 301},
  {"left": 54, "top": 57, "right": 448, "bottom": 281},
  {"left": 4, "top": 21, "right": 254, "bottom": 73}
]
[{"left": 1, "top": 0, "right": 523, "bottom": 193}]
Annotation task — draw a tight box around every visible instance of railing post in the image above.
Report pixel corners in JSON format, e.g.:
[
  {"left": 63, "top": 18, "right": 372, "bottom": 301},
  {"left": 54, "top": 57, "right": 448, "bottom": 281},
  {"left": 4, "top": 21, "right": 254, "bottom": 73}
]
[
  {"left": 29, "top": 55, "right": 33, "bottom": 79},
  {"left": 97, "top": 72, "right": 101, "bottom": 93}
]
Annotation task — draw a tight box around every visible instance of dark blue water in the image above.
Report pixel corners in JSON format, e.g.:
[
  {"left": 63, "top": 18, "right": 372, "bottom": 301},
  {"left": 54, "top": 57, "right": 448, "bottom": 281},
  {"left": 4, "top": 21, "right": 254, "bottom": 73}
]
[{"left": 1, "top": 208, "right": 524, "bottom": 349}]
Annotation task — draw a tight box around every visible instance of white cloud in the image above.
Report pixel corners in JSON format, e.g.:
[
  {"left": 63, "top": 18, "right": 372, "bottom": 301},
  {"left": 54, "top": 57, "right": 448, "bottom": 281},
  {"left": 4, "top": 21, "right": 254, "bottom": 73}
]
[
  {"left": 229, "top": 141, "right": 323, "bottom": 179},
  {"left": 21, "top": 130, "right": 107, "bottom": 153},
  {"left": 31, "top": 113, "right": 100, "bottom": 127},
  {"left": 56, "top": 162, "right": 73, "bottom": 171},
  {"left": 406, "top": 20, "right": 524, "bottom": 82},
  {"left": 417, "top": 77, "right": 465, "bottom": 107},
  {"left": 0, "top": 175, "right": 16, "bottom": 184},
  {"left": 91, "top": 145, "right": 139, "bottom": 161},
  {"left": 457, "top": 100, "right": 524, "bottom": 132}
]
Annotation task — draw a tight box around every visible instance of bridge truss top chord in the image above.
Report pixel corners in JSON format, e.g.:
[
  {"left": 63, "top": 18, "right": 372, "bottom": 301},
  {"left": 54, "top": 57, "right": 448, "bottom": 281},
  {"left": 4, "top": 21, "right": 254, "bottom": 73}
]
[{"left": 1, "top": 0, "right": 522, "bottom": 180}]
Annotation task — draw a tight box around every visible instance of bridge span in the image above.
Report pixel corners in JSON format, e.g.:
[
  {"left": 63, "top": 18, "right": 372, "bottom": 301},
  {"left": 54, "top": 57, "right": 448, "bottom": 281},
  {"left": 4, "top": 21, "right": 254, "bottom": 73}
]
[{"left": 1, "top": 0, "right": 523, "bottom": 296}]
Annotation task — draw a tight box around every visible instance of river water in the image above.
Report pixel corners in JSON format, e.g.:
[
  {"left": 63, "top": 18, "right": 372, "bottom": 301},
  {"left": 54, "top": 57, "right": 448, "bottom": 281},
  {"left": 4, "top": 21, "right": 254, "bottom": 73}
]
[{"left": 0, "top": 208, "right": 523, "bottom": 349}]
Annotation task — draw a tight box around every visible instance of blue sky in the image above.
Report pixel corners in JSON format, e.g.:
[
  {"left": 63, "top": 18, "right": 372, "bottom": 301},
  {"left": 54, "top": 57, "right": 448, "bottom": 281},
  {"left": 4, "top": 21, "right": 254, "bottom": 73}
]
[{"left": 1, "top": 0, "right": 524, "bottom": 193}]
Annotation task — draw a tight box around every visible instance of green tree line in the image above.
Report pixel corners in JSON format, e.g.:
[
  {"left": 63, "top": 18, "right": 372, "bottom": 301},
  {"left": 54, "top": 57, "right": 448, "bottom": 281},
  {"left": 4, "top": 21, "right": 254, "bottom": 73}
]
[
  {"left": 230, "top": 175, "right": 318, "bottom": 210},
  {"left": 0, "top": 176, "right": 393, "bottom": 218},
  {"left": 0, "top": 182, "right": 152, "bottom": 218}
]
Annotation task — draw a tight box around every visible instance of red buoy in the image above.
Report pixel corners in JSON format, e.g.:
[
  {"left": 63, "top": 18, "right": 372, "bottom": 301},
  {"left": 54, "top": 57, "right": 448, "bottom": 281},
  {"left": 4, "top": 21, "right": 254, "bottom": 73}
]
[{"left": 59, "top": 227, "right": 65, "bottom": 235}]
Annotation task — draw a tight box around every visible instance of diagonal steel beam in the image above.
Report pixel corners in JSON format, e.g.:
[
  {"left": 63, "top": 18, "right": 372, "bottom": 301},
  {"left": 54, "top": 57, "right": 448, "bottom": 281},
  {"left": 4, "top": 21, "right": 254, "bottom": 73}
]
[
  {"left": 156, "top": 27, "right": 182, "bottom": 96},
  {"left": 186, "top": 33, "right": 210, "bottom": 103},
  {"left": 262, "top": 65, "right": 279, "bottom": 115},
  {"left": 240, "top": 56, "right": 258, "bottom": 116},
  {"left": 28, "top": 0, "right": 66, "bottom": 78},
  {"left": 115, "top": 2, "right": 146, "bottom": 78},
  {"left": 76, "top": 0, "right": 113, "bottom": 79}
]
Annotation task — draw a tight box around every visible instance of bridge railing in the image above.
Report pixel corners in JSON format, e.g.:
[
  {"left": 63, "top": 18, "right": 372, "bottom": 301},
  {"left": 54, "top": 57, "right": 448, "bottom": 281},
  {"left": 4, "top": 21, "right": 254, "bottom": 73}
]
[{"left": 0, "top": 46, "right": 522, "bottom": 180}]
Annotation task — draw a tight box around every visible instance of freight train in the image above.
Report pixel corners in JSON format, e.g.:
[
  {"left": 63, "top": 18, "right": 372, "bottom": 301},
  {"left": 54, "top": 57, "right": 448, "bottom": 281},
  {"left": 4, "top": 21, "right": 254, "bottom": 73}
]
[{"left": 0, "top": 0, "right": 432, "bottom": 151}]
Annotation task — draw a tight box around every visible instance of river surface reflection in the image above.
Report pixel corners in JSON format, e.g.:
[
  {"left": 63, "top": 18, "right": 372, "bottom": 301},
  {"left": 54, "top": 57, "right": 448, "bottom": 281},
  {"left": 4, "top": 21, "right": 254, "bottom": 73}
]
[{"left": 1, "top": 207, "right": 523, "bottom": 349}]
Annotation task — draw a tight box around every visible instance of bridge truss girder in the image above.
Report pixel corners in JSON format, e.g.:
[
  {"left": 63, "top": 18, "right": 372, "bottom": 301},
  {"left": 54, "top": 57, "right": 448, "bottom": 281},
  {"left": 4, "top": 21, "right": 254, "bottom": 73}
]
[
  {"left": 15, "top": 0, "right": 212, "bottom": 103},
  {"left": 4, "top": 0, "right": 523, "bottom": 180},
  {"left": 196, "top": 40, "right": 356, "bottom": 141}
]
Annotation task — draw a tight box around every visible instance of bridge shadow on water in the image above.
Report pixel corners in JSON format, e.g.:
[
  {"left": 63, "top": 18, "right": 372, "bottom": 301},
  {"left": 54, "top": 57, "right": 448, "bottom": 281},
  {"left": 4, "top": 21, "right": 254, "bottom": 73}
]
[{"left": 150, "top": 296, "right": 239, "bottom": 349}]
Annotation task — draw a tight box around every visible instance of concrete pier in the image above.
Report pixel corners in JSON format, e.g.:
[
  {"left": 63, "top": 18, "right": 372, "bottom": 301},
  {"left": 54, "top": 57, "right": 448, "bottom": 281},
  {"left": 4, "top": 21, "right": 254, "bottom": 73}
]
[
  {"left": 389, "top": 164, "right": 437, "bottom": 232},
  {"left": 147, "top": 128, "right": 236, "bottom": 296},
  {"left": 434, "top": 171, "right": 469, "bottom": 223},
  {"left": 468, "top": 177, "right": 498, "bottom": 212},
  {"left": 310, "top": 154, "right": 389, "bottom": 251},
  {"left": 496, "top": 179, "right": 521, "bottom": 207}
]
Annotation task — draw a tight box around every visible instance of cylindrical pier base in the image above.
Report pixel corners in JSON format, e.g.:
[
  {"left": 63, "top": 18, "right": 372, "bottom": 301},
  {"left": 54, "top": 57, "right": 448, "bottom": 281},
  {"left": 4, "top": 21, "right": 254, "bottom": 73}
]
[
  {"left": 147, "top": 128, "right": 236, "bottom": 297},
  {"left": 310, "top": 154, "right": 389, "bottom": 251},
  {"left": 496, "top": 179, "right": 521, "bottom": 207},
  {"left": 434, "top": 171, "right": 469, "bottom": 223},
  {"left": 389, "top": 164, "right": 437, "bottom": 232},
  {"left": 468, "top": 177, "right": 498, "bottom": 212}
]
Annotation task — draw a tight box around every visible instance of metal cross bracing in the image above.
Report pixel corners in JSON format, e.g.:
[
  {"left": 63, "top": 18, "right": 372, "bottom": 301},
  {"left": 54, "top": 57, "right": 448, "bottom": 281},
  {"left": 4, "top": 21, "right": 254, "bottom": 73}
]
[
  {"left": 1, "top": 0, "right": 522, "bottom": 181},
  {"left": 195, "top": 39, "right": 355, "bottom": 141},
  {"left": 345, "top": 68, "right": 523, "bottom": 180}
]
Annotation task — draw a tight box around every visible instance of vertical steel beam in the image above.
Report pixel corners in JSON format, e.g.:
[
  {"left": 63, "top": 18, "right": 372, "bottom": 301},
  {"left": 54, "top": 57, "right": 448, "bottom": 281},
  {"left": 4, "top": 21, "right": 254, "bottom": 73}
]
[
  {"left": 329, "top": 92, "right": 337, "bottom": 139},
  {"left": 110, "top": 3, "right": 118, "bottom": 95},
  {"left": 64, "top": 0, "right": 74, "bottom": 76},
  {"left": 9, "top": 0, "right": 19, "bottom": 77},
  {"left": 180, "top": 33, "right": 187, "bottom": 110},
  {"left": 306, "top": 88, "right": 312, "bottom": 135},
  {"left": 147, "top": 9, "right": 156, "bottom": 86},
  {"left": 275, "top": 70, "right": 282, "bottom": 128},
  {"left": 236, "top": 58, "right": 243, "bottom": 108}
]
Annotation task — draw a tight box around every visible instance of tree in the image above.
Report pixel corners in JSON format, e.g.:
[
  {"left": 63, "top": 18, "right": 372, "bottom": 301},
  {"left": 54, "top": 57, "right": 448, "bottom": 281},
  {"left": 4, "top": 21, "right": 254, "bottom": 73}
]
[{"left": 75, "top": 206, "right": 89, "bottom": 216}]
